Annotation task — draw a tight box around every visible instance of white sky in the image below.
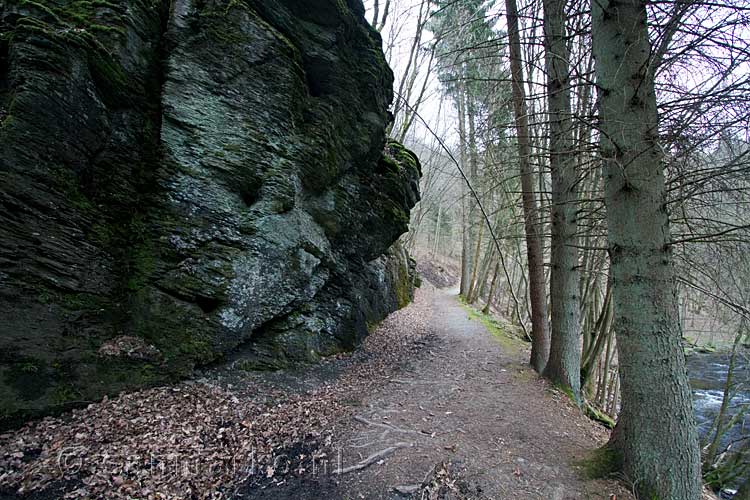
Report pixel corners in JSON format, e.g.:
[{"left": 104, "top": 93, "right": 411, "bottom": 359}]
[{"left": 363, "top": 0, "right": 459, "bottom": 147}]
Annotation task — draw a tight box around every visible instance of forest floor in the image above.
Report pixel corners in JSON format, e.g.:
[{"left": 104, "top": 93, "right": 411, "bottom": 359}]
[
  {"left": 239, "top": 285, "right": 634, "bottom": 500},
  {"left": 0, "top": 283, "right": 635, "bottom": 500}
]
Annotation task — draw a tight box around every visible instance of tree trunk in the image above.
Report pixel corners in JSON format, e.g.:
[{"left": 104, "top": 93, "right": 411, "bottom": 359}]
[
  {"left": 398, "top": 45, "right": 435, "bottom": 142},
  {"left": 390, "top": 0, "right": 427, "bottom": 127},
  {"left": 591, "top": 0, "right": 701, "bottom": 497},
  {"left": 475, "top": 240, "right": 495, "bottom": 301},
  {"left": 581, "top": 277, "right": 613, "bottom": 388},
  {"left": 377, "top": 0, "right": 391, "bottom": 31},
  {"left": 464, "top": 98, "right": 482, "bottom": 300},
  {"left": 458, "top": 86, "right": 472, "bottom": 295},
  {"left": 505, "top": 0, "right": 550, "bottom": 373},
  {"left": 606, "top": 367, "right": 619, "bottom": 416},
  {"left": 483, "top": 260, "right": 501, "bottom": 315},
  {"left": 432, "top": 204, "right": 442, "bottom": 258},
  {"left": 460, "top": 214, "right": 471, "bottom": 294},
  {"left": 541, "top": 0, "right": 581, "bottom": 401},
  {"left": 467, "top": 222, "right": 484, "bottom": 303},
  {"left": 597, "top": 327, "right": 614, "bottom": 408}
]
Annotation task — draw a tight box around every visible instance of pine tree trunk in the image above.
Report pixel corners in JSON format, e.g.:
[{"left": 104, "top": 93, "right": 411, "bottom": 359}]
[
  {"left": 591, "top": 0, "right": 701, "bottom": 497},
  {"left": 505, "top": 0, "right": 550, "bottom": 372},
  {"left": 465, "top": 99, "right": 482, "bottom": 300},
  {"left": 457, "top": 86, "right": 472, "bottom": 295},
  {"left": 541, "top": 0, "right": 581, "bottom": 400}
]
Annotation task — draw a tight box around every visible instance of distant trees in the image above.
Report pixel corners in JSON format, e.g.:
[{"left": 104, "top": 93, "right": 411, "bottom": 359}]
[{"left": 430, "top": 0, "right": 497, "bottom": 300}]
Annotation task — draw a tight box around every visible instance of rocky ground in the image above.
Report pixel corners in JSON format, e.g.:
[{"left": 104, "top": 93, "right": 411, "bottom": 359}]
[{"left": 1, "top": 283, "right": 640, "bottom": 499}]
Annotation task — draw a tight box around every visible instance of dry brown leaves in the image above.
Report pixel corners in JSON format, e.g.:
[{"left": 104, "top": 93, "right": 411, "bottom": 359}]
[
  {"left": 415, "top": 461, "right": 474, "bottom": 500},
  {"left": 0, "top": 286, "right": 435, "bottom": 499}
]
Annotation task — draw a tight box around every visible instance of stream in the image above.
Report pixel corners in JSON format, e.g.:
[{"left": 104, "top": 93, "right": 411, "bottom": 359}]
[
  {"left": 688, "top": 351, "right": 750, "bottom": 440},
  {"left": 686, "top": 350, "right": 750, "bottom": 495}
]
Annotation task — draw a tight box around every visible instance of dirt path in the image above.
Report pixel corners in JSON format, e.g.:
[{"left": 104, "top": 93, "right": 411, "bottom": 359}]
[
  {"left": 0, "top": 284, "right": 633, "bottom": 499},
  {"left": 325, "top": 287, "right": 630, "bottom": 500}
]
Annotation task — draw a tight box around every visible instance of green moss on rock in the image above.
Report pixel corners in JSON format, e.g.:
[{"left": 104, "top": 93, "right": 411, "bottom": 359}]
[
  {"left": 385, "top": 139, "right": 422, "bottom": 176},
  {"left": 395, "top": 253, "right": 411, "bottom": 309}
]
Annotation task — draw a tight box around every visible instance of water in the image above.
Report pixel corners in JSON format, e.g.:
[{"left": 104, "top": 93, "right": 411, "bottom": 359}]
[
  {"left": 688, "top": 352, "right": 750, "bottom": 440},
  {"left": 686, "top": 351, "right": 750, "bottom": 495}
]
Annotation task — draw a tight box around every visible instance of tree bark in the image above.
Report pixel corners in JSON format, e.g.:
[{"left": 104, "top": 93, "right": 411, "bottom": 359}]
[
  {"left": 483, "top": 260, "right": 501, "bottom": 315},
  {"left": 505, "top": 0, "right": 550, "bottom": 372},
  {"left": 467, "top": 221, "right": 484, "bottom": 303},
  {"left": 592, "top": 0, "right": 701, "bottom": 497},
  {"left": 541, "top": 0, "right": 581, "bottom": 401},
  {"left": 464, "top": 97, "right": 481, "bottom": 300},
  {"left": 458, "top": 86, "right": 473, "bottom": 296}
]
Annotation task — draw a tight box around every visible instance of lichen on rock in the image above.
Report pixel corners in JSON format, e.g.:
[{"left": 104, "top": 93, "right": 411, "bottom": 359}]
[{"left": 0, "top": 0, "right": 421, "bottom": 427}]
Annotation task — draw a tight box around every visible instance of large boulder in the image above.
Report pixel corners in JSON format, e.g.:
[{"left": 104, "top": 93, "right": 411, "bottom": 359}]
[{"left": 0, "top": 0, "right": 420, "bottom": 427}]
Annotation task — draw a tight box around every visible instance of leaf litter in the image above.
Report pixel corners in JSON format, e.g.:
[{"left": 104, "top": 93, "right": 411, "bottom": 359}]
[{"left": 0, "top": 287, "right": 436, "bottom": 499}]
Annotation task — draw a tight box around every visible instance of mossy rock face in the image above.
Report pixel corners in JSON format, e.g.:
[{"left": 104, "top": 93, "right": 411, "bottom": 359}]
[
  {"left": 0, "top": 0, "right": 421, "bottom": 428},
  {"left": 229, "top": 240, "right": 419, "bottom": 370}
]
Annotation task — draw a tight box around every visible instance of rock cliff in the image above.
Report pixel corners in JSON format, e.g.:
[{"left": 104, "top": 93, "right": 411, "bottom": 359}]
[{"left": 0, "top": 0, "right": 420, "bottom": 427}]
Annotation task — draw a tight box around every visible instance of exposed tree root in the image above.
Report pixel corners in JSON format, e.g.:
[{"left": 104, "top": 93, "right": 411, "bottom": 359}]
[{"left": 336, "top": 442, "right": 412, "bottom": 474}]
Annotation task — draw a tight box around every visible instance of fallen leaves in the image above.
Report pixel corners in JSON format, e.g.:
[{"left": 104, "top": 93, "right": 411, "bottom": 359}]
[
  {"left": 1, "top": 381, "right": 347, "bottom": 499},
  {"left": 0, "top": 287, "right": 436, "bottom": 499},
  {"left": 415, "top": 461, "right": 462, "bottom": 500}
]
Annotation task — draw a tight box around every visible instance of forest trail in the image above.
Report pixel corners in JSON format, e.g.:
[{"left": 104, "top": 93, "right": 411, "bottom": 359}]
[
  {"left": 239, "top": 286, "right": 633, "bottom": 499},
  {"left": 327, "top": 287, "right": 632, "bottom": 500},
  {"left": 0, "top": 284, "right": 632, "bottom": 500}
]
